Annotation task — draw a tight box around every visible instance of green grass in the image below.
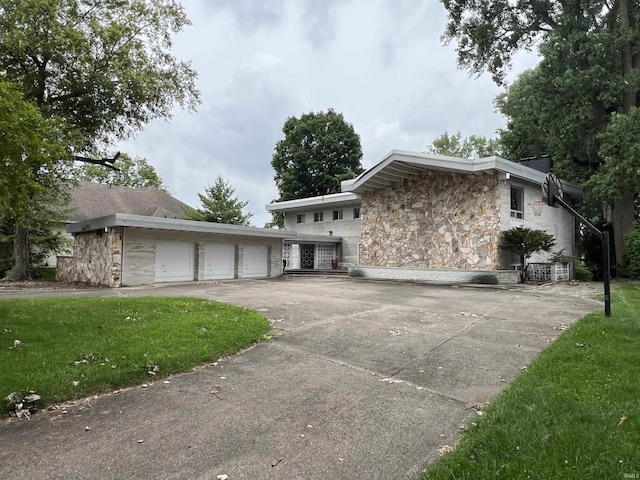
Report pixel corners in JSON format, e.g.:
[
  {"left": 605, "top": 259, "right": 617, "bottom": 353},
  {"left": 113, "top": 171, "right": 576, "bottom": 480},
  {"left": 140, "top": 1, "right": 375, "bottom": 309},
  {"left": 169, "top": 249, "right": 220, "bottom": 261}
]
[
  {"left": 421, "top": 282, "right": 640, "bottom": 480},
  {"left": 0, "top": 297, "right": 270, "bottom": 414}
]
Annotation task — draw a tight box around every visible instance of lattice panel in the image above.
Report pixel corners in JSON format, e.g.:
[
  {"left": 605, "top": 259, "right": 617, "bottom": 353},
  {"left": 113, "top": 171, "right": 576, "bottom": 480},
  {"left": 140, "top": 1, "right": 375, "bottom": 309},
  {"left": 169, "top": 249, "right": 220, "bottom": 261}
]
[
  {"left": 316, "top": 244, "right": 335, "bottom": 269},
  {"left": 554, "top": 263, "right": 571, "bottom": 281},
  {"left": 527, "top": 263, "right": 552, "bottom": 282},
  {"left": 283, "top": 242, "right": 291, "bottom": 265}
]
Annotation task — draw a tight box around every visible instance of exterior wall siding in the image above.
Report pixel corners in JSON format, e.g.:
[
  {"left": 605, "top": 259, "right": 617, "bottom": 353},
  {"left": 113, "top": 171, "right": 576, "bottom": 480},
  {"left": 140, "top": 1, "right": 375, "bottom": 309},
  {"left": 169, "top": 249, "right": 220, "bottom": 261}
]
[
  {"left": 360, "top": 171, "right": 501, "bottom": 270},
  {"left": 122, "top": 228, "right": 282, "bottom": 286},
  {"left": 283, "top": 206, "right": 361, "bottom": 265},
  {"left": 498, "top": 179, "right": 576, "bottom": 267}
]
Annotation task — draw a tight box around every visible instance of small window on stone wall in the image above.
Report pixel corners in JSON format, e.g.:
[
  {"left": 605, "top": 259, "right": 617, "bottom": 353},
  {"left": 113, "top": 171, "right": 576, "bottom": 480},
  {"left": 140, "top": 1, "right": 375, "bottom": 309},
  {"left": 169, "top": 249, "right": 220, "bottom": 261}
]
[{"left": 510, "top": 187, "right": 524, "bottom": 219}]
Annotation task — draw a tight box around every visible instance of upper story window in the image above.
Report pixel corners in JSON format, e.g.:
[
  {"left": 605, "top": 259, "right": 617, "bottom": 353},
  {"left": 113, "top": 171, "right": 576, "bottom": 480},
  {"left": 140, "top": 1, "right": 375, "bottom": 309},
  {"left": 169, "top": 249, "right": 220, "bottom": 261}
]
[
  {"left": 353, "top": 207, "right": 361, "bottom": 219},
  {"left": 296, "top": 213, "right": 306, "bottom": 224},
  {"left": 510, "top": 187, "right": 524, "bottom": 219},
  {"left": 333, "top": 209, "right": 343, "bottom": 220},
  {"left": 314, "top": 212, "right": 323, "bottom": 222}
]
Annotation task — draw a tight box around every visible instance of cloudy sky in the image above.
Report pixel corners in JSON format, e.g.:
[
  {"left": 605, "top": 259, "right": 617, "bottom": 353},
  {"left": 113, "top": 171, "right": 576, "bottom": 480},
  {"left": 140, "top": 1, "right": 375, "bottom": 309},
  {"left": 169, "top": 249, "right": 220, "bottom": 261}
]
[{"left": 116, "top": 0, "right": 538, "bottom": 227}]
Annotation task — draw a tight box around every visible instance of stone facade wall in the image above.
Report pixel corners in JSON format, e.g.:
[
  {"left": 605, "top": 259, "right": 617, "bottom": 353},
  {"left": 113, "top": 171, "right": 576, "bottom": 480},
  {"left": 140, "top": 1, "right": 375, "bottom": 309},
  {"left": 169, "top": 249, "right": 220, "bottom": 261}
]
[
  {"left": 360, "top": 171, "right": 501, "bottom": 270},
  {"left": 58, "top": 228, "right": 123, "bottom": 287}
]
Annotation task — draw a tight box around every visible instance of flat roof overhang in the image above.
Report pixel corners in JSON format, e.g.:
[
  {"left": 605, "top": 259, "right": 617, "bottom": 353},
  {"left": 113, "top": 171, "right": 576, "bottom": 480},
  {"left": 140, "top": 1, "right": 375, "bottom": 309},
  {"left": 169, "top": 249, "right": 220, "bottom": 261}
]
[
  {"left": 282, "top": 234, "right": 342, "bottom": 244},
  {"left": 67, "top": 213, "right": 295, "bottom": 239},
  {"left": 266, "top": 192, "right": 360, "bottom": 213}
]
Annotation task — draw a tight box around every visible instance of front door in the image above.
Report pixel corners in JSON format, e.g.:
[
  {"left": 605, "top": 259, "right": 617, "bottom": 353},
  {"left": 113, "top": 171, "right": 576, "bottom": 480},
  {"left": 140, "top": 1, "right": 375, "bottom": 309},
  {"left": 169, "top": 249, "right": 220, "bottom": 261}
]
[{"left": 300, "top": 244, "right": 314, "bottom": 269}]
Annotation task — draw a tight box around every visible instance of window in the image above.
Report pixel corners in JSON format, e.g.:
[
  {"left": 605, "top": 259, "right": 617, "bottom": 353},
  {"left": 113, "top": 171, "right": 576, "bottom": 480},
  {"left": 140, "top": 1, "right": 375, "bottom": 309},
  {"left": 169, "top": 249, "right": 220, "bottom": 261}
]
[
  {"left": 333, "top": 209, "right": 343, "bottom": 220},
  {"left": 510, "top": 187, "right": 524, "bottom": 219},
  {"left": 296, "top": 213, "right": 306, "bottom": 224},
  {"left": 353, "top": 207, "right": 361, "bottom": 219},
  {"left": 314, "top": 212, "right": 323, "bottom": 222}
]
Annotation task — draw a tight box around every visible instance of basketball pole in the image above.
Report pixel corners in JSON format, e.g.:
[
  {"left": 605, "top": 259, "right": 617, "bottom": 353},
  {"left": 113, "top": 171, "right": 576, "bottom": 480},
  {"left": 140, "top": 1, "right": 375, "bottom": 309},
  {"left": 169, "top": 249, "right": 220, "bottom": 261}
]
[{"left": 551, "top": 194, "right": 612, "bottom": 318}]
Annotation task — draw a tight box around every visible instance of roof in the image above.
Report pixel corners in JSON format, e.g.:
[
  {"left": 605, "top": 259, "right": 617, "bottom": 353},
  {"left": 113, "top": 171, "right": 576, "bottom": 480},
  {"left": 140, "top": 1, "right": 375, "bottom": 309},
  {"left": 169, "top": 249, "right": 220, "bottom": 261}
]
[
  {"left": 67, "top": 214, "right": 294, "bottom": 239},
  {"left": 68, "top": 182, "right": 192, "bottom": 222},
  {"left": 266, "top": 192, "right": 360, "bottom": 213},
  {"left": 340, "top": 150, "right": 582, "bottom": 197}
]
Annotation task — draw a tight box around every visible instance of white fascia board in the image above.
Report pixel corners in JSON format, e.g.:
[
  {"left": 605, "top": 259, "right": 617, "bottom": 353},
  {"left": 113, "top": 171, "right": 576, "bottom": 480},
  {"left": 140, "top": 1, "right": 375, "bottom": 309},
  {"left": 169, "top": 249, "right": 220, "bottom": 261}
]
[
  {"left": 491, "top": 157, "right": 582, "bottom": 197},
  {"left": 266, "top": 192, "right": 361, "bottom": 213},
  {"left": 67, "top": 213, "right": 296, "bottom": 239}
]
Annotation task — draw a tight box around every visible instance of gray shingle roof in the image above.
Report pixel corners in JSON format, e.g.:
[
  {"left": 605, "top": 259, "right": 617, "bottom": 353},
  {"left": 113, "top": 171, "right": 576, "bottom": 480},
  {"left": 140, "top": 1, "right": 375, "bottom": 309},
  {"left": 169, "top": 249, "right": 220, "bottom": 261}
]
[{"left": 69, "top": 182, "right": 192, "bottom": 223}]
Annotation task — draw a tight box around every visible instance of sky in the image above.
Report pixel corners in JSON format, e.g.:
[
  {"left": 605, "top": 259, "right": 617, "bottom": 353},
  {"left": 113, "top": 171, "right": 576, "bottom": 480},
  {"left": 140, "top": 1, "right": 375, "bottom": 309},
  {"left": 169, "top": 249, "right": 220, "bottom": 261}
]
[{"left": 116, "top": 0, "right": 539, "bottom": 227}]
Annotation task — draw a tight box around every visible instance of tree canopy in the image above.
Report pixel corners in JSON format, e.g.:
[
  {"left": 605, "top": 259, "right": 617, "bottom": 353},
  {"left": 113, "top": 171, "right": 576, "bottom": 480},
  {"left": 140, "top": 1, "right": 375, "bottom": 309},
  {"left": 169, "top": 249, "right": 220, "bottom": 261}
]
[
  {"left": 0, "top": 0, "right": 200, "bottom": 279},
  {"left": 188, "top": 176, "right": 253, "bottom": 226},
  {"left": 443, "top": 0, "right": 640, "bottom": 266},
  {"left": 426, "top": 131, "right": 503, "bottom": 159},
  {"left": 271, "top": 109, "right": 364, "bottom": 201},
  {"left": 72, "top": 154, "right": 169, "bottom": 192}
]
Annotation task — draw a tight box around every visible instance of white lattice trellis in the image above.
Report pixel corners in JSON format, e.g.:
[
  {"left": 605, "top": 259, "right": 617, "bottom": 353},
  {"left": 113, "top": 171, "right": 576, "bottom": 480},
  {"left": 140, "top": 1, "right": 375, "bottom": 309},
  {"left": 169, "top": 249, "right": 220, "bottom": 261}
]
[
  {"left": 316, "top": 244, "right": 335, "bottom": 269},
  {"left": 283, "top": 242, "right": 291, "bottom": 266}
]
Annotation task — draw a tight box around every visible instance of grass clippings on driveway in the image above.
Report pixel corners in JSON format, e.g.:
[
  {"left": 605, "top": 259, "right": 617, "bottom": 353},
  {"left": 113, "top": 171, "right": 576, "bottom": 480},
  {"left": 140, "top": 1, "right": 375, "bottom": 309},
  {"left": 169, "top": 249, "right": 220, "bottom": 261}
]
[
  {"left": 0, "top": 297, "right": 270, "bottom": 415},
  {"left": 421, "top": 282, "right": 640, "bottom": 480}
]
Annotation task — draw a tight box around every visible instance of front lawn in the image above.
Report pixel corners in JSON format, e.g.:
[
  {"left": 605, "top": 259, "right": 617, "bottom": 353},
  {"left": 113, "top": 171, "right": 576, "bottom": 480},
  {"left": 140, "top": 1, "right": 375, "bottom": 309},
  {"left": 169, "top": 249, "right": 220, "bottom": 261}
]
[
  {"left": 421, "top": 282, "right": 640, "bottom": 479},
  {"left": 0, "top": 297, "right": 270, "bottom": 415}
]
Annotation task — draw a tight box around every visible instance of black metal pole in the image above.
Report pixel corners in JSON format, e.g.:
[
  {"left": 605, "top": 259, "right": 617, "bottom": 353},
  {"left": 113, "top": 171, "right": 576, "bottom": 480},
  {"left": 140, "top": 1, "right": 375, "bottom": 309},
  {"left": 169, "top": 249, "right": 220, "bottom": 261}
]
[{"left": 603, "top": 231, "right": 612, "bottom": 317}]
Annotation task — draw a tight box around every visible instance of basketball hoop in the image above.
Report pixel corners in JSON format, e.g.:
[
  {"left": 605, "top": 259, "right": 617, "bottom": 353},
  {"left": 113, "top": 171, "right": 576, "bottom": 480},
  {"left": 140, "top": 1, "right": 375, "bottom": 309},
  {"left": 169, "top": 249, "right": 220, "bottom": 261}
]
[{"left": 529, "top": 200, "right": 545, "bottom": 217}]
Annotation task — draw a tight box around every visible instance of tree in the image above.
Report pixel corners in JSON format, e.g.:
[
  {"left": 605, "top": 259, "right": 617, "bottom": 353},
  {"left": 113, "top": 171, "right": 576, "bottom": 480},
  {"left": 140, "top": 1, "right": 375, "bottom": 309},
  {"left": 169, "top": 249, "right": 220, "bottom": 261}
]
[
  {"left": 73, "top": 153, "right": 169, "bottom": 192},
  {"left": 0, "top": 79, "right": 70, "bottom": 280},
  {"left": 0, "top": 0, "right": 200, "bottom": 279},
  {"left": 271, "top": 109, "right": 364, "bottom": 201},
  {"left": 442, "top": 0, "right": 640, "bottom": 267},
  {"left": 426, "top": 131, "right": 503, "bottom": 159},
  {"left": 188, "top": 176, "right": 253, "bottom": 226},
  {"left": 502, "top": 227, "right": 555, "bottom": 282}
]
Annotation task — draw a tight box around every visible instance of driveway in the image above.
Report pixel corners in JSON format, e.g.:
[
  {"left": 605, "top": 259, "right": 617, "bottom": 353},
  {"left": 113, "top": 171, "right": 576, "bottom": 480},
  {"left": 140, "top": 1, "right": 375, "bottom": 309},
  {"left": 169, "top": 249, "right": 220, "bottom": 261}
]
[{"left": 0, "top": 277, "right": 603, "bottom": 479}]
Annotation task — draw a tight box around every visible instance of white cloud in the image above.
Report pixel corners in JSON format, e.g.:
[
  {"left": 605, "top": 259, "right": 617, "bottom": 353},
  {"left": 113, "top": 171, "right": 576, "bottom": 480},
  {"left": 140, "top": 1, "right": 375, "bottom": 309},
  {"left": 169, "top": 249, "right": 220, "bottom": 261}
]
[{"left": 116, "top": 0, "right": 539, "bottom": 227}]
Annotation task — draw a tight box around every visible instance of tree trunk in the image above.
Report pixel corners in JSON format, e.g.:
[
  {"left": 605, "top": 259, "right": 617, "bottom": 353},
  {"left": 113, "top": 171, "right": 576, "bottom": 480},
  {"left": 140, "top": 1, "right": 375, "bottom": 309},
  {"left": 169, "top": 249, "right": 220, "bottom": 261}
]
[
  {"left": 5, "top": 222, "right": 30, "bottom": 281},
  {"left": 619, "top": 0, "right": 636, "bottom": 112},
  {"left": 609, "top": 190, "right": 636, "bottom": 268}
]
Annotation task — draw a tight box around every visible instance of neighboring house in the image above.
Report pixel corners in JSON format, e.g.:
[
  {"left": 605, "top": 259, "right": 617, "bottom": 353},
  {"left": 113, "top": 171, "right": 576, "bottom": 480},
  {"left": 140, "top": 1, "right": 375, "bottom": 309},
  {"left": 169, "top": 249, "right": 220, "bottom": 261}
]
[
  {"left": 267, "top": 150, "right": 582, "bottom": 284},
  {"left": 56, "top": 183, "right": 291, "bottom": 286}
]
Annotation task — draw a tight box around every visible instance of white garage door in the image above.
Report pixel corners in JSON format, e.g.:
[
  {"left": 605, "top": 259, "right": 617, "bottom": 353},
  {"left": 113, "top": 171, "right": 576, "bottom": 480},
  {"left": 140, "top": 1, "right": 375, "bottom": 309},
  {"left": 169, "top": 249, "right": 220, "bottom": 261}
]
[
  {"left": 155, "top": 242, "right": 195, "bottom": 282},
  {"left": 242, "top": 245, "right": 268, "bottom": 278},
  {"left": 204, "top": 244, "right": 235, "bottom": 280}
]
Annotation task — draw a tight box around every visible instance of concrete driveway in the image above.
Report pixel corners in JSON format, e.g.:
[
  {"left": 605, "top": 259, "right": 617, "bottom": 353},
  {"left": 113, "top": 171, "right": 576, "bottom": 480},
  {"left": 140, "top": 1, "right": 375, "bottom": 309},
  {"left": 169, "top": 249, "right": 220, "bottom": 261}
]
[{"left": 0, "top": 277, "right": 603, "bottom": 479}]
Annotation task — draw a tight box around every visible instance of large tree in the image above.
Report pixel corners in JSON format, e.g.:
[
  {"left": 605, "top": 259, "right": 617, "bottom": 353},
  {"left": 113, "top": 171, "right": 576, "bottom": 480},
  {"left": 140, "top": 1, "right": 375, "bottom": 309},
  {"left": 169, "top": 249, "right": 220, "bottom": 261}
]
[
  {"left": 188, "top": 176, "right": 253, "bottom": 226},
  {"left": 271, "top": 109, "right": 364, "bottom": 201},
  {"left": 0, "top": 79, "right": 70, "bottom": 279},
  {"left": 72, "top": 153, "right": 169, "bottom": 192},
  {"left": 426, "top": 131, "right": 503, "bottom": 159},
  {"left": 442, "top": 0, "right": 640, "bottom": 267},
  {"left": 0, "top": 0, "right": 199, "bottom": 279}
]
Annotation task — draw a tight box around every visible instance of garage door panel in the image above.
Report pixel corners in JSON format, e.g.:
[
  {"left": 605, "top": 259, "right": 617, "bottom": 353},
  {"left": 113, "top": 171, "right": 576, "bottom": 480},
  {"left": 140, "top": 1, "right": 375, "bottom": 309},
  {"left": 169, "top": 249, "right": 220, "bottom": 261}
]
[
  {"left": 155, "top": 242, "right": 195, "bottom": 282},
  {"left": 243, "top": 246, "right": 268, "bottom": 278},
  {"left": 204, "top": 244, "right": 235, "bottom": 280}
]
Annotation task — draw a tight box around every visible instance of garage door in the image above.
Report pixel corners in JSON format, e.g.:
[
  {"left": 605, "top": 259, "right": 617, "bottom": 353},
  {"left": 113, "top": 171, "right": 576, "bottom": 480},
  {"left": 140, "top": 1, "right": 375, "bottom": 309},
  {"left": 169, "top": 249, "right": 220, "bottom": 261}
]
[
  {"left": 242, "top": 245, "right": 268, "bottom": 278},
  {"left": 155, "top": 242, "right": 195, "bottom": 282},
  {"left": 204, "top": 244, "right": 235, "bottom": 280}
]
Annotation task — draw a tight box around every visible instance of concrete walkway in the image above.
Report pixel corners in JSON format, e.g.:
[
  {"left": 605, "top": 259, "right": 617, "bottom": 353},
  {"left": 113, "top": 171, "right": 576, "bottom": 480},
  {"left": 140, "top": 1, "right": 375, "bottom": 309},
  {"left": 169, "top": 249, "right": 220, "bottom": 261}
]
[{"left": 0, "top": 278, "right": 603, "bottom": 479}]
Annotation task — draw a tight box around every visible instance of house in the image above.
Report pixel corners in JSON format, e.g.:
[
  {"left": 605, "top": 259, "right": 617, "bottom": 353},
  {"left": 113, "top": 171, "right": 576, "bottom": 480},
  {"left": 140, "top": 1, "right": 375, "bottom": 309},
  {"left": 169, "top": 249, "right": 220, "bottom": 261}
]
[
  {"left": 56, "top": 183, "right": 291, "bottom": 286},
  {"left": 267, "top": 150, "right": 582, "bottom": 284}
]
